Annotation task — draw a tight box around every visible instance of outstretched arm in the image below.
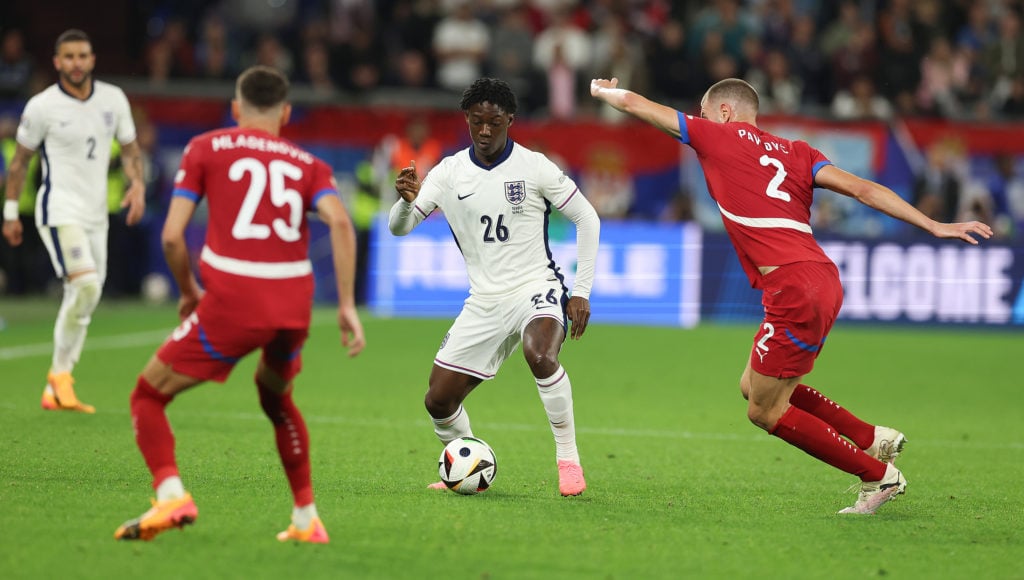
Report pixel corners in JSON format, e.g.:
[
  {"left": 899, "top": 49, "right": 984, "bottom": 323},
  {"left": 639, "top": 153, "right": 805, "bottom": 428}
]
[
  {"left": 815, "top": 164, "right": 993, "bottom": 244},
  {"left": 590, "top": 78, "right": 682, "bottom": 139},
  {"left": 317, "top": 193, "right": 366, "bottom": 357}
]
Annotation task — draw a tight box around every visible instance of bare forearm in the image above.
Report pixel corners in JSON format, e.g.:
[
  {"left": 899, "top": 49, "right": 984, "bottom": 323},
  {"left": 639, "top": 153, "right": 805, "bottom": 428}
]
[
  {"left": 330, "top": 221, "right": 357, "bottom": 309},
  {"left": 854, "top": 182, "right": 936, "bottom": 235},
  {"left": 162, "top": 239, "right": 199, "bottom": 296},
  {"left": 4, "top": 157, "right": 28, "bottom": 202},
  {"left": 120, "top": 141, "right": 145, "bottom": 187}
]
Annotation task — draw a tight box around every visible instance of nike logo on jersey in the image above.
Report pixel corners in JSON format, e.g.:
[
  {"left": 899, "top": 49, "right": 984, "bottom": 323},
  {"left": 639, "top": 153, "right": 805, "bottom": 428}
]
[{"left": 457, "top": 192, "right": 476, "bottom": 200}]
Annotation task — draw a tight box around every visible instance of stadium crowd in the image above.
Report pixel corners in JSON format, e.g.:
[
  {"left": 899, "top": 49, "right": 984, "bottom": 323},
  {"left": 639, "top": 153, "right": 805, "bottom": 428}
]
[
  {"left": 1, "top": 0, "right": 1024, "bottom": 299},
  {"left": 2, "top": 0, "right": 1024, "bottom": 121}
]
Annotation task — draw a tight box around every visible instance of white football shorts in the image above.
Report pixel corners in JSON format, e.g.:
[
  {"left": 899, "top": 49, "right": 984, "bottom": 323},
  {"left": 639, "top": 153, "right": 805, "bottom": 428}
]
[
  {"left": 433, "top": 279, "right": 568, "bottom": 380},
  {"left": 38, "top": 223, "right": 108, "bottom": 281}
]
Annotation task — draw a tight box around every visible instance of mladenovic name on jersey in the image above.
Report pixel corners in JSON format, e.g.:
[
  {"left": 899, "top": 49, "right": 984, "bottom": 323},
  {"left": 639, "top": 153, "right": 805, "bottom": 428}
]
[{"left": 211, "top": 134, "right": 313, "bottom": 164}]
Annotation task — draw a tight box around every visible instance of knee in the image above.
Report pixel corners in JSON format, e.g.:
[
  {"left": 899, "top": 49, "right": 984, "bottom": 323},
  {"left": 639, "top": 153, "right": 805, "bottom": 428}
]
[
  {"left": 739, "top": 377, "right": 751, "bottom": 401},
  {"left": 424, "top": 388, "right": 457, "bottom": 419},
  {"left": 69, "top": 272, "right": 102, "bottom": 323},
  {"left": 746, "top": 402, "right": 779, "bottom": 432},
  {"left": 523, "top": 348, "right": 559, "bottom": 378}
]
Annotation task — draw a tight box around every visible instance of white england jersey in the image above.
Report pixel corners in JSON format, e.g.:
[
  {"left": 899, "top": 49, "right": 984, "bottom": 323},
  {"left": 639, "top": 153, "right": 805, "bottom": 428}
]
[
  {"left": 16, "top": 80, "right": 136, "bottom": 228},
  {"left": 410, "top": 141, "right": 582, "bottom": 297}
]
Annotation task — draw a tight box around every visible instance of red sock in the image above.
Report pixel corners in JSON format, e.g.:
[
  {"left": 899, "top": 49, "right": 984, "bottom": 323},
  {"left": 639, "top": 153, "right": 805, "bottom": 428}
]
[
  {"left": 789, "top": 384, "right": 875, "bottom": 450},
  {"left": 130, "top": 376, "right": 179, "bottom": 489},
  {"left": 771, "top": 406, "right": 887, "bottom": 481},
  {"left": 258, "top": 382, "right": 313, "bottom": 506}
]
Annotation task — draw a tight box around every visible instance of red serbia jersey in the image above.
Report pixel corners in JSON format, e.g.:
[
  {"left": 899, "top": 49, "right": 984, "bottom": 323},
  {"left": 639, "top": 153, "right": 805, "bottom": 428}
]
[
  {"left": 172, "top": 127, "right": 337, "bottom": 328},
  {"left": 678, "top": 113, "right": 834, "bottom": 288}
]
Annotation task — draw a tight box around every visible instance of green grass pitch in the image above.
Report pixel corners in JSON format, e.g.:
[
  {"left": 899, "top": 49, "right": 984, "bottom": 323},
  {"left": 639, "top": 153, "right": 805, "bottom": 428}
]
[{"left": 0, "top": 298, "right": 1021, "bottom": 579}]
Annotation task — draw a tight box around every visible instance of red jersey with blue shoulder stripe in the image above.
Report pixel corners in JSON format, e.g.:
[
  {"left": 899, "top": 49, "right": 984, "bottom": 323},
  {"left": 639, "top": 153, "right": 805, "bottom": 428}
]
[
  {"left": 172, "top": 127, "right": 338, "bottom": 328},
  {"left": 677, "top": 112, "right": 835, "bottom": 288}
]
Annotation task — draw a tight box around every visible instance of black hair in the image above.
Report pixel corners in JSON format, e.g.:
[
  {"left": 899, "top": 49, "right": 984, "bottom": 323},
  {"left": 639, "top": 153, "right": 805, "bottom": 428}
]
[
  {"left": 237, "top": 65, "right": 289, "bottom": 109},
  {"left": 459, "top": 78, "right": 517, "bottom": 115},
  {"left": 54, "top": 29, "right": 90, "bottom": 54}
]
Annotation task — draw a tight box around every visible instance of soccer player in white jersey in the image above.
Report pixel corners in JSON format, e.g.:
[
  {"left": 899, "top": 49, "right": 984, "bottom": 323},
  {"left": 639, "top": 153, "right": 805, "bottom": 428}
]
[
  {"left": 2, "top": 29, "right": 145, "bottom": 413},
  {"left": 390, "top": 78, "right": 601, "bottom": 496}
]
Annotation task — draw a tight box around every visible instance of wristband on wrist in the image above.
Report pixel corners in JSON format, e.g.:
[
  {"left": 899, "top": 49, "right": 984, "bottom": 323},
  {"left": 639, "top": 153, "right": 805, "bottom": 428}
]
[{"left": 3, "top": 200, "right": 18, "bottom": 222}]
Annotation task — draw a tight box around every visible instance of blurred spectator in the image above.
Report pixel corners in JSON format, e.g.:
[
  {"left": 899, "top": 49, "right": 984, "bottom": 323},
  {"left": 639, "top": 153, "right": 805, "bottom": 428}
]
[
  {"left": 786, "top": 15, "right": 827, "bottom": 106},
  {"left": 593, "top": 19, "right": 650, "bottom": 123},
  {"left": 648, "top": 19, "right": 690, "bottom": 102},
  {"left": 820, "top": 1, "right": 862, "bottom": 59},
  {"left": 913, "top": 137, "right": 969, "bottom": 223},
  {"left": 759, "top": 0, "right": 798, "bottom": 50},
  {"left": 746, "top": 49, "right": 802, "bottom": 114},
  {"left": 876, "top": 0, "right": 921, "bottom": 99},
  {"left": 195, "top": 14, "right": 238, "bottom": 81},
  {"left": 298, "top": 41, "right": 337, "bottom": 96},
  {"left": 985, "top": 153, "right": 1022, "bottom": 236},
  {"left": 384, "top": 116, "right": 443, "bottom": 176},
  {"left": 983, "top": 9, "right": 1024, "bottom": 113},
  {"left": 831, "top": 74, "right": 893, "bottom": 121},
  {"left": 0, "top": 29, "right": 33, "bottom": 99},
  {"left": 916, "top": 36, "right": 969, "bottom": 118},
  {"left": 433, "top": 1, "right": 490, "bottom": 92},
  {"left": 144, "top": 18, "right": 197, "bottom": 83},
  {"left": 487, "top": 5, "right": 537, "bottom": 108},
  {"left": 247, "top": 33, "right": 294, "bottom": 78},
  {"left": 830, "top": 20, "right": 879, "bottom": 93},
  {"left": 381, "top": 0, "right": 440, "bottom": 81},
  {"left": 332, "top": 25, "right": 385, "bottom": 93},
  {"left": 533, "top": 7, "right": 590, "bottom": 119},
  {"left": 687, "top": 0, "right": 755, "bottom": 63},
  {"left": 1001, "top": 74, "right": 1024, "bottom": 117},
  {"left": 955, "top": 1, "right": 994, "bottom": 52},
  {"left": 658, "top": 186, "right": 694, "bottom": 223}
]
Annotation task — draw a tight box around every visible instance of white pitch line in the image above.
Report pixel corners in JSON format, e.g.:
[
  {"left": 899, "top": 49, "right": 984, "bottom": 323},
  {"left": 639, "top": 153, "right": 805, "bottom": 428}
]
[
  {"left": 2, "top": 403, "right": 1020, "bottom": 451},
  {"left": 0, "top": 329, "right": 171, "bottom": 361}
]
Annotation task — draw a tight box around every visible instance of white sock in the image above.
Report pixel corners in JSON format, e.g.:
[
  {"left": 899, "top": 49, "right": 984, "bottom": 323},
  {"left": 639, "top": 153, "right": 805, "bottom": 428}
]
[
  {"left": 432, "top": 405, "right": 473, "bottom": 445},
  {"left": 156, "top": 476, "right": 186, "bottom": 501},
  {"left": 536, "top": 366, "right": 580, "bottom": 463},
  {"left": 52, "top": 274, "right": 101, "bottom": 373},
  {"left": 292, "top": 503, "right": 319, "bottom": 530}
]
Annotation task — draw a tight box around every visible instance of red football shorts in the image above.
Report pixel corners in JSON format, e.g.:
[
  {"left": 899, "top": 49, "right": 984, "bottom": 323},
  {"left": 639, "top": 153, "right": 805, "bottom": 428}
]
[
  {"left": 156, "top": 309, "right": 308, "bottom": 383},
  {"left": 750, "top": 261, "right": 843, "bottom": 378}
]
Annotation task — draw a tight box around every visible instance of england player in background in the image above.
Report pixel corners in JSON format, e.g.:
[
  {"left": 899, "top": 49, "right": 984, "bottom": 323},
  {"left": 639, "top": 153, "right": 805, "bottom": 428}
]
[
  {"left": 1, "top": 29, "right": 145, "bottom": 413},
  {"left": 390, "top": 78, "right": 600, "bottom": 496},
  {"left": 114, "top": 66, "right": 365, "bottom": 542},
  {"left": 591, "top": 76, "right": 992, "bottom": 514}
]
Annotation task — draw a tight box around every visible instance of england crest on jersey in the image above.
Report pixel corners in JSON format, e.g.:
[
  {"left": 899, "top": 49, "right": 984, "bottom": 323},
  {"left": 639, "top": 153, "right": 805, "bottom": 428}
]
[
  {"left": 103, "top": 111, "right": 114, "bottom": 129},
  {"left": 504, "top": 180, "right": 526, "bottom": 205}
]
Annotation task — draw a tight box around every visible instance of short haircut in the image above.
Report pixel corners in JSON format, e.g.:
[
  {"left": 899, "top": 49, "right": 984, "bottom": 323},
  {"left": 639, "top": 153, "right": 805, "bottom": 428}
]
[
  {"left": 460, "top": 78, "right": 517, "bottom": 115},
  {"left": 55, "top": 29, "right": 90, "bottom": 54},
  {"left": 706, "top": 78, "right": 759, "bottom": 112},
  {"left": 236, "top": 65, "right": 289, "bottom": 110}
]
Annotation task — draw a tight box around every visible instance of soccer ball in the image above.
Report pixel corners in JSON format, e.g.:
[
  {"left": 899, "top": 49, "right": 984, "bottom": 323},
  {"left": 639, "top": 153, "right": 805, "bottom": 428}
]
[{"left": 438, "top": 436, "right": 497, "bottom": 495}]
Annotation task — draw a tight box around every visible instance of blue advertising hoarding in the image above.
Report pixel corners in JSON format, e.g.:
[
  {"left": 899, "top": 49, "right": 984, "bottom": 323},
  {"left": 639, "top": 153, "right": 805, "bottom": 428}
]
[
  {"left": 369, "top": 216, "right": 703, "bottom": 327},
  {"left": 700, "top": 232, "right": 1024, "bottom": 326}
]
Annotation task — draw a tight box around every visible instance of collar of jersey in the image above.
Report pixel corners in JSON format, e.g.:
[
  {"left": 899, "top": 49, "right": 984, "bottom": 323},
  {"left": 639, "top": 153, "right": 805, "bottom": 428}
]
[
  {"left": 469, "top": 139, "right": 514, "bottom": 170},
  {"left": 57, "top": 78, "right": 95, "bottom": 102}
]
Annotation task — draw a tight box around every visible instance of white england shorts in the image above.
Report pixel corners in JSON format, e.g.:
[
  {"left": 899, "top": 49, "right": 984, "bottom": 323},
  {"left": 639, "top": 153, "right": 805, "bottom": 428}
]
[
  {"left": 38, "top": 223, "right": 108, "bottom": 281},
  {"left": 434, "top": 279, "right": 568, "bottom": 380}
]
